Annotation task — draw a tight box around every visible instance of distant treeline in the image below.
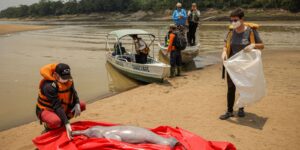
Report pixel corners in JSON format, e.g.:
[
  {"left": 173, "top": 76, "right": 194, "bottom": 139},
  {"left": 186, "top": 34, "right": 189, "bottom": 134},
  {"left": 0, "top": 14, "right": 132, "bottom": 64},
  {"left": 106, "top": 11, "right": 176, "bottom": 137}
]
[{"left": 0, "top": 0, "right": 299, "bottom": 18}]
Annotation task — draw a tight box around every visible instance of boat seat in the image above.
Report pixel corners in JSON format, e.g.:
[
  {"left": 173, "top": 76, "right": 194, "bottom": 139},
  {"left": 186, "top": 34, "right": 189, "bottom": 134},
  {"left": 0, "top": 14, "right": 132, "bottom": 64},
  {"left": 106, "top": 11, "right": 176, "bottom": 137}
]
[{"left": 112, "top": 43, "right": 126, "bottom": 56}]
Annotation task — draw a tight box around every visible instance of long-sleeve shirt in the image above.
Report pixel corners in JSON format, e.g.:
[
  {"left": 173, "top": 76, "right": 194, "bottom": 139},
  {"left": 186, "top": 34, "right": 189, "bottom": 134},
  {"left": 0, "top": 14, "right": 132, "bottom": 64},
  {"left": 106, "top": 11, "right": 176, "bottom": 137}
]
[
  {"left": 172, "top": 9, "right": 187, "bottom": 26},
  {"left": 41, "top": 81, "right": 79, "bottom": 125}
]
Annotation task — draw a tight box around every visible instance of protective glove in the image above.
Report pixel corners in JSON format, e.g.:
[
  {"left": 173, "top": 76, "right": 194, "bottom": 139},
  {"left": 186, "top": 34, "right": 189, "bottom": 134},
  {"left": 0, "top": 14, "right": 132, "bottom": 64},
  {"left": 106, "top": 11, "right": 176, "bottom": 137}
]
[
  {"left": 221, "top": 50, "right": 227, "bottom": 62},
  {"left": 244, "top": 44, "right": 255, "bottom": 52},
  {"left": 162, "top": 49, "right": 168, "bottom": 55},
  {"left": 71, "top": 103, "right": 81, "bottom": 118},
  {"left": 65, "top": 123, "right": 73, "bottom": 140}
]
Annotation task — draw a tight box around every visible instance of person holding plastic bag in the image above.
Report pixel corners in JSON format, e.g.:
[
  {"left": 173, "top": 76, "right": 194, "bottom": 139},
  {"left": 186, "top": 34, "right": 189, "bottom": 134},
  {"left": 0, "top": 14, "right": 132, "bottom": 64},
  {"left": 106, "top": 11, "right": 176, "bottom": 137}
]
[{"left": 219, "top": 8, "right": 264, "bottom": 120}]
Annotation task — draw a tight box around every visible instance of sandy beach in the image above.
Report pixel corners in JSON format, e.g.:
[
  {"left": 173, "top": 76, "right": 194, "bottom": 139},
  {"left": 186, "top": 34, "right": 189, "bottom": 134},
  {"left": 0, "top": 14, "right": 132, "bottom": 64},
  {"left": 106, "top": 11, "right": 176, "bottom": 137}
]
[
  {"left": 0, "top": 24, "right": 49, "bottom": 35},
  {"left": 0, "top": 50, "right": 299, "bottom": 150}
]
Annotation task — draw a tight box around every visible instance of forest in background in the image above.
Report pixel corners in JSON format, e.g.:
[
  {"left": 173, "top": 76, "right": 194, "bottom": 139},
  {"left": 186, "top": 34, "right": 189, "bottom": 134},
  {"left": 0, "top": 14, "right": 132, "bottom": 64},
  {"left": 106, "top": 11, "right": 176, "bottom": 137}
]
[{"left": 0, "top": 0, "right": 299, "bottom": 18}]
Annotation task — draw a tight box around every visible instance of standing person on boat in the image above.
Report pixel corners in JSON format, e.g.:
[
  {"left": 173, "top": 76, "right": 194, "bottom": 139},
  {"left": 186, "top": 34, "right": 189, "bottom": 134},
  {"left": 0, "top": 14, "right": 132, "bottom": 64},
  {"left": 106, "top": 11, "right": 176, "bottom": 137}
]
[
  {"left": 167, "top": 24, "right": 182, "bottom": 77},
  {"left": 187, "top": 3, "right": 200, "bottom": 46},
  {"left": 172, "top": 2, "right": 187, "bottom": 26},
  {"left": 132, "top": 35, "right": 149, "bottom": 64},
  {"left": 219, "top": 8, "right": 264, "bottom": 120},
  {"left": 36, "top": 63, "right": 86, "bottom": 140}
]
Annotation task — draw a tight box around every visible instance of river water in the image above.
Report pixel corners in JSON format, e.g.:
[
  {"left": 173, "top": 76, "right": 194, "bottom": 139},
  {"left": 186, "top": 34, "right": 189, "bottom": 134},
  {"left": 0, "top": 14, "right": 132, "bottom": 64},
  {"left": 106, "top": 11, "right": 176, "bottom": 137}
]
[{"left": 0, "top": 20, "right": 299, "bottom": 131}]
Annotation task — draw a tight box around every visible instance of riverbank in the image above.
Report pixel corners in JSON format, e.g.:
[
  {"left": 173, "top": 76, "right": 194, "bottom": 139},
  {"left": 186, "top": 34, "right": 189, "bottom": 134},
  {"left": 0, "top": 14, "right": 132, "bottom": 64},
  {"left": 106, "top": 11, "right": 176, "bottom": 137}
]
[
  {"left": 0, "top": 24, "right": 49, "bottom": 35},
  {"left": 1, "top": 9, "right": 300, "bottom": 22},
  {"left": 0, "top": 50, "right": 299, "bottom": 150}
]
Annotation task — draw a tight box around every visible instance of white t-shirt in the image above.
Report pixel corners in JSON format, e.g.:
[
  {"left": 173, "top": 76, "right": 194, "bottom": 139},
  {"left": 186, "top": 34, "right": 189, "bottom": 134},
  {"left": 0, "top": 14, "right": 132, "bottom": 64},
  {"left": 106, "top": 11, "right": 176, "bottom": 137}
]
[{"left": 134, "top": 38, "right": 147, "bottom": 51}]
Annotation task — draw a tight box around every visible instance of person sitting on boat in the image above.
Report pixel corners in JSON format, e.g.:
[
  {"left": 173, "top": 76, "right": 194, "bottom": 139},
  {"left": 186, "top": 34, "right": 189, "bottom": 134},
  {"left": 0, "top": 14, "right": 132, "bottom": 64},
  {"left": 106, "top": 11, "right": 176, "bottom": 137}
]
[
  {"left": 166, "top": 24, "right": 182, "bottom": 77},
  {"left": 187, "top": 3, "right": 200, "bottom": 46},
  {"left": 112, "top": 42, "right": 126, "bottom": 56},
  {"left": 172, "top": 2, "right": 187, "bottom": 26},
  {"left": 36, "top": 63, "right": 86, "bottom": 140},
  {"left": 131, "top": 35, "right": 149, "bottom": 64}
]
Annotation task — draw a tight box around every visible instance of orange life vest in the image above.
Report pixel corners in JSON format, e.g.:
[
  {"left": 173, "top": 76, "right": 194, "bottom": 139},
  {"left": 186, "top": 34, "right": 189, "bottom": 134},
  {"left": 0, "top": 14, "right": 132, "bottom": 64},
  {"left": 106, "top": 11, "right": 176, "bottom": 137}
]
[
  {"left": 36, "top": 63, "right": 74, "bottom": 112},
  {"left": 167, "top": 33, "right": 176, "bottom": 52},
  {"left": 225, "top": 22, "right": 259, "bottom": 57}
]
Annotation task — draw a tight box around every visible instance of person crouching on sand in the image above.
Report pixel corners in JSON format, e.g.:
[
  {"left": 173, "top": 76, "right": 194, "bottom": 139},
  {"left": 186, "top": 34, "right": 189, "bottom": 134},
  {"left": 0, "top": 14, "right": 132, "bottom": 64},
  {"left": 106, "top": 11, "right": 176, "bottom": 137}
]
[
  {"left": 35, "top": 63, "right": 86, "bottom": 140},
  {"left": 219, "top": 8, "right": 264, "bottom": 120}
]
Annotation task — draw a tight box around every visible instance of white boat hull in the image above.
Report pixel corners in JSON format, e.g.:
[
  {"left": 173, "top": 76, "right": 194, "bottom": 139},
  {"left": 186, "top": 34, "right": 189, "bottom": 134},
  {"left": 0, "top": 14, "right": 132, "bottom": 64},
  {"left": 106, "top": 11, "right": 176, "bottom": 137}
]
[
  {"left": 106, "top": 52, "right": 170, "bottom": 83},
  {"left": 158, "top": 43, "right": 200, "bottom": 63}
]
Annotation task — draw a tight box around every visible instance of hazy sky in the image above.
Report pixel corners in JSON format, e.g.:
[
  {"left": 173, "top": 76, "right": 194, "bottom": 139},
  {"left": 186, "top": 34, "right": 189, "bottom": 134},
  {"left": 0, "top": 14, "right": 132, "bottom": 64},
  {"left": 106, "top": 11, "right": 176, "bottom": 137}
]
[{"left": 0, "top": 0, "right": 40, "bottom": 11}]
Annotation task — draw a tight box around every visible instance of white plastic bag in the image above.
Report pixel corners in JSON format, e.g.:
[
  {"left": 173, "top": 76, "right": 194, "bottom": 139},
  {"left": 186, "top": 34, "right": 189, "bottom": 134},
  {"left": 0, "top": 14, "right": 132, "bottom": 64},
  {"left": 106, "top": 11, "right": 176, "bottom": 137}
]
[{"left": 224, "top": 50, "right": 266, "bottom": 108}]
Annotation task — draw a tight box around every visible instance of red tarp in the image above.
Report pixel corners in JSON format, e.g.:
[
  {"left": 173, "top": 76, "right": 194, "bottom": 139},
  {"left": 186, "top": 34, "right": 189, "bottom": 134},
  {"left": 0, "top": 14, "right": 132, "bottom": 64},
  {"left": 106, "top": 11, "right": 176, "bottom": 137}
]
[{"left": 32, "top": 121, "right": 236, "bottom": 150}]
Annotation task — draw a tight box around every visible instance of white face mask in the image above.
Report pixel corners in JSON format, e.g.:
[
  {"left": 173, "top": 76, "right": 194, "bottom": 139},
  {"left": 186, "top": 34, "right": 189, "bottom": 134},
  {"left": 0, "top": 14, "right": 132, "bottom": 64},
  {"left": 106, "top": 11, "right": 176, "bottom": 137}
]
[
  {"left": 232, "top": 21, "right": 241, "bottom": 29},
  {"left": 58, "top": 77, "right": 68, "bottom": 83}
]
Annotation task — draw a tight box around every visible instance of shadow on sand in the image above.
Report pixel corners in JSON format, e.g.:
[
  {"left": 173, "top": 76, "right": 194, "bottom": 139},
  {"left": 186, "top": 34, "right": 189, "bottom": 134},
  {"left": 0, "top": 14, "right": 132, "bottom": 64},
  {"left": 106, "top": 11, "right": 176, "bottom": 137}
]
[{"left": 226, "top": 112, "right": 268, "bottom": 130}]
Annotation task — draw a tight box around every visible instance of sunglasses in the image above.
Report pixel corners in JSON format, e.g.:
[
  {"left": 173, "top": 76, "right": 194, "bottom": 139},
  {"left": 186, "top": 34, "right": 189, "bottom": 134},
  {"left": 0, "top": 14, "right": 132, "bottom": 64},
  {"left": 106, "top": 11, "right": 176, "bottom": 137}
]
[{"left": 230, "top": 19, "right": 239, "bottom": 22}]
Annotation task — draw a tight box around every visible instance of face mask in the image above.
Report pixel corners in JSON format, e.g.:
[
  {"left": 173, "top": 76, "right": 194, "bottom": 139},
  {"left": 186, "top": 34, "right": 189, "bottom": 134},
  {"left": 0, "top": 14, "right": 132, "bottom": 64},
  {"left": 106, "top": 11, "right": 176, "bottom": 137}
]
[
  {"left": 58, "top": 77, "right": 68, "bottom": 83},
  {"left": 232, "top": 21, "right": 241, "bottom": 29}
]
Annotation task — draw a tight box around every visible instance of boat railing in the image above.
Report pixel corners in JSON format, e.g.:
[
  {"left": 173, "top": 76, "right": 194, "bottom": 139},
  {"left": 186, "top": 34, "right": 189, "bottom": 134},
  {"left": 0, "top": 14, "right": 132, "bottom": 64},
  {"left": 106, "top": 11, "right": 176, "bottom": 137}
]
[{"left": 115, "top": 55, "right": 128, "bottom": 62}]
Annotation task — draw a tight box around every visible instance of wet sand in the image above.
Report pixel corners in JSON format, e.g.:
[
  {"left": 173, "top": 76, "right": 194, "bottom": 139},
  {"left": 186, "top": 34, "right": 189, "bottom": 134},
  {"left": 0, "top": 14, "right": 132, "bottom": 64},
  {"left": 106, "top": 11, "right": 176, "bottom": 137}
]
[
  {"left": 0, "top": 50, "right": 299, "bottom": 150},
  {"left": 0, "top": 24, "right": 49, "bottom": 35}
]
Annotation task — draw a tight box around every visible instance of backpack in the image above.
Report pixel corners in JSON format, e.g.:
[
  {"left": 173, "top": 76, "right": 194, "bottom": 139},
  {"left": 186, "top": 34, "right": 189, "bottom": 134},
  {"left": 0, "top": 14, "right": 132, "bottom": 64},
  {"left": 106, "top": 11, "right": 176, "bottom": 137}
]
[{"left": 174, "top": 31, "right": 187, "bottom": 51}]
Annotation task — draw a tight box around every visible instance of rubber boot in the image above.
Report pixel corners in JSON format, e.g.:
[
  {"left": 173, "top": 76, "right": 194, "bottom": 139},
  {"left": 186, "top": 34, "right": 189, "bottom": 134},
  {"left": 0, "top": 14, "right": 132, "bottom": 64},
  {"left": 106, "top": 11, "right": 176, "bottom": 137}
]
[
  {"left": 176, "top": 66, "right": 182, "bottom": 76},
  {"left": 170, "top": 67, "right": 176, "bottom": 78}
]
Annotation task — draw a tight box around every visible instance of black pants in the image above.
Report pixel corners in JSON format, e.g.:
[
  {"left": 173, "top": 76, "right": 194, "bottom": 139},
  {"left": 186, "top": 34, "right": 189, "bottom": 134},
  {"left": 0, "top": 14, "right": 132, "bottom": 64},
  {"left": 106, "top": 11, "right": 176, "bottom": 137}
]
[
  {"left": 188, "top": 22, "right": 198, "bottom": 45},
  {"left": 170, "top": 50, "right": 182, "bottom": 67},
  {"left": 135, "top": 53, "right": 148, "bottom": 64},
  {"left": 227, "top": 73, "right": 236, "bottom": 112},
  {"left": 227, "top": 73, "right": 245, "bottom": 112}
]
